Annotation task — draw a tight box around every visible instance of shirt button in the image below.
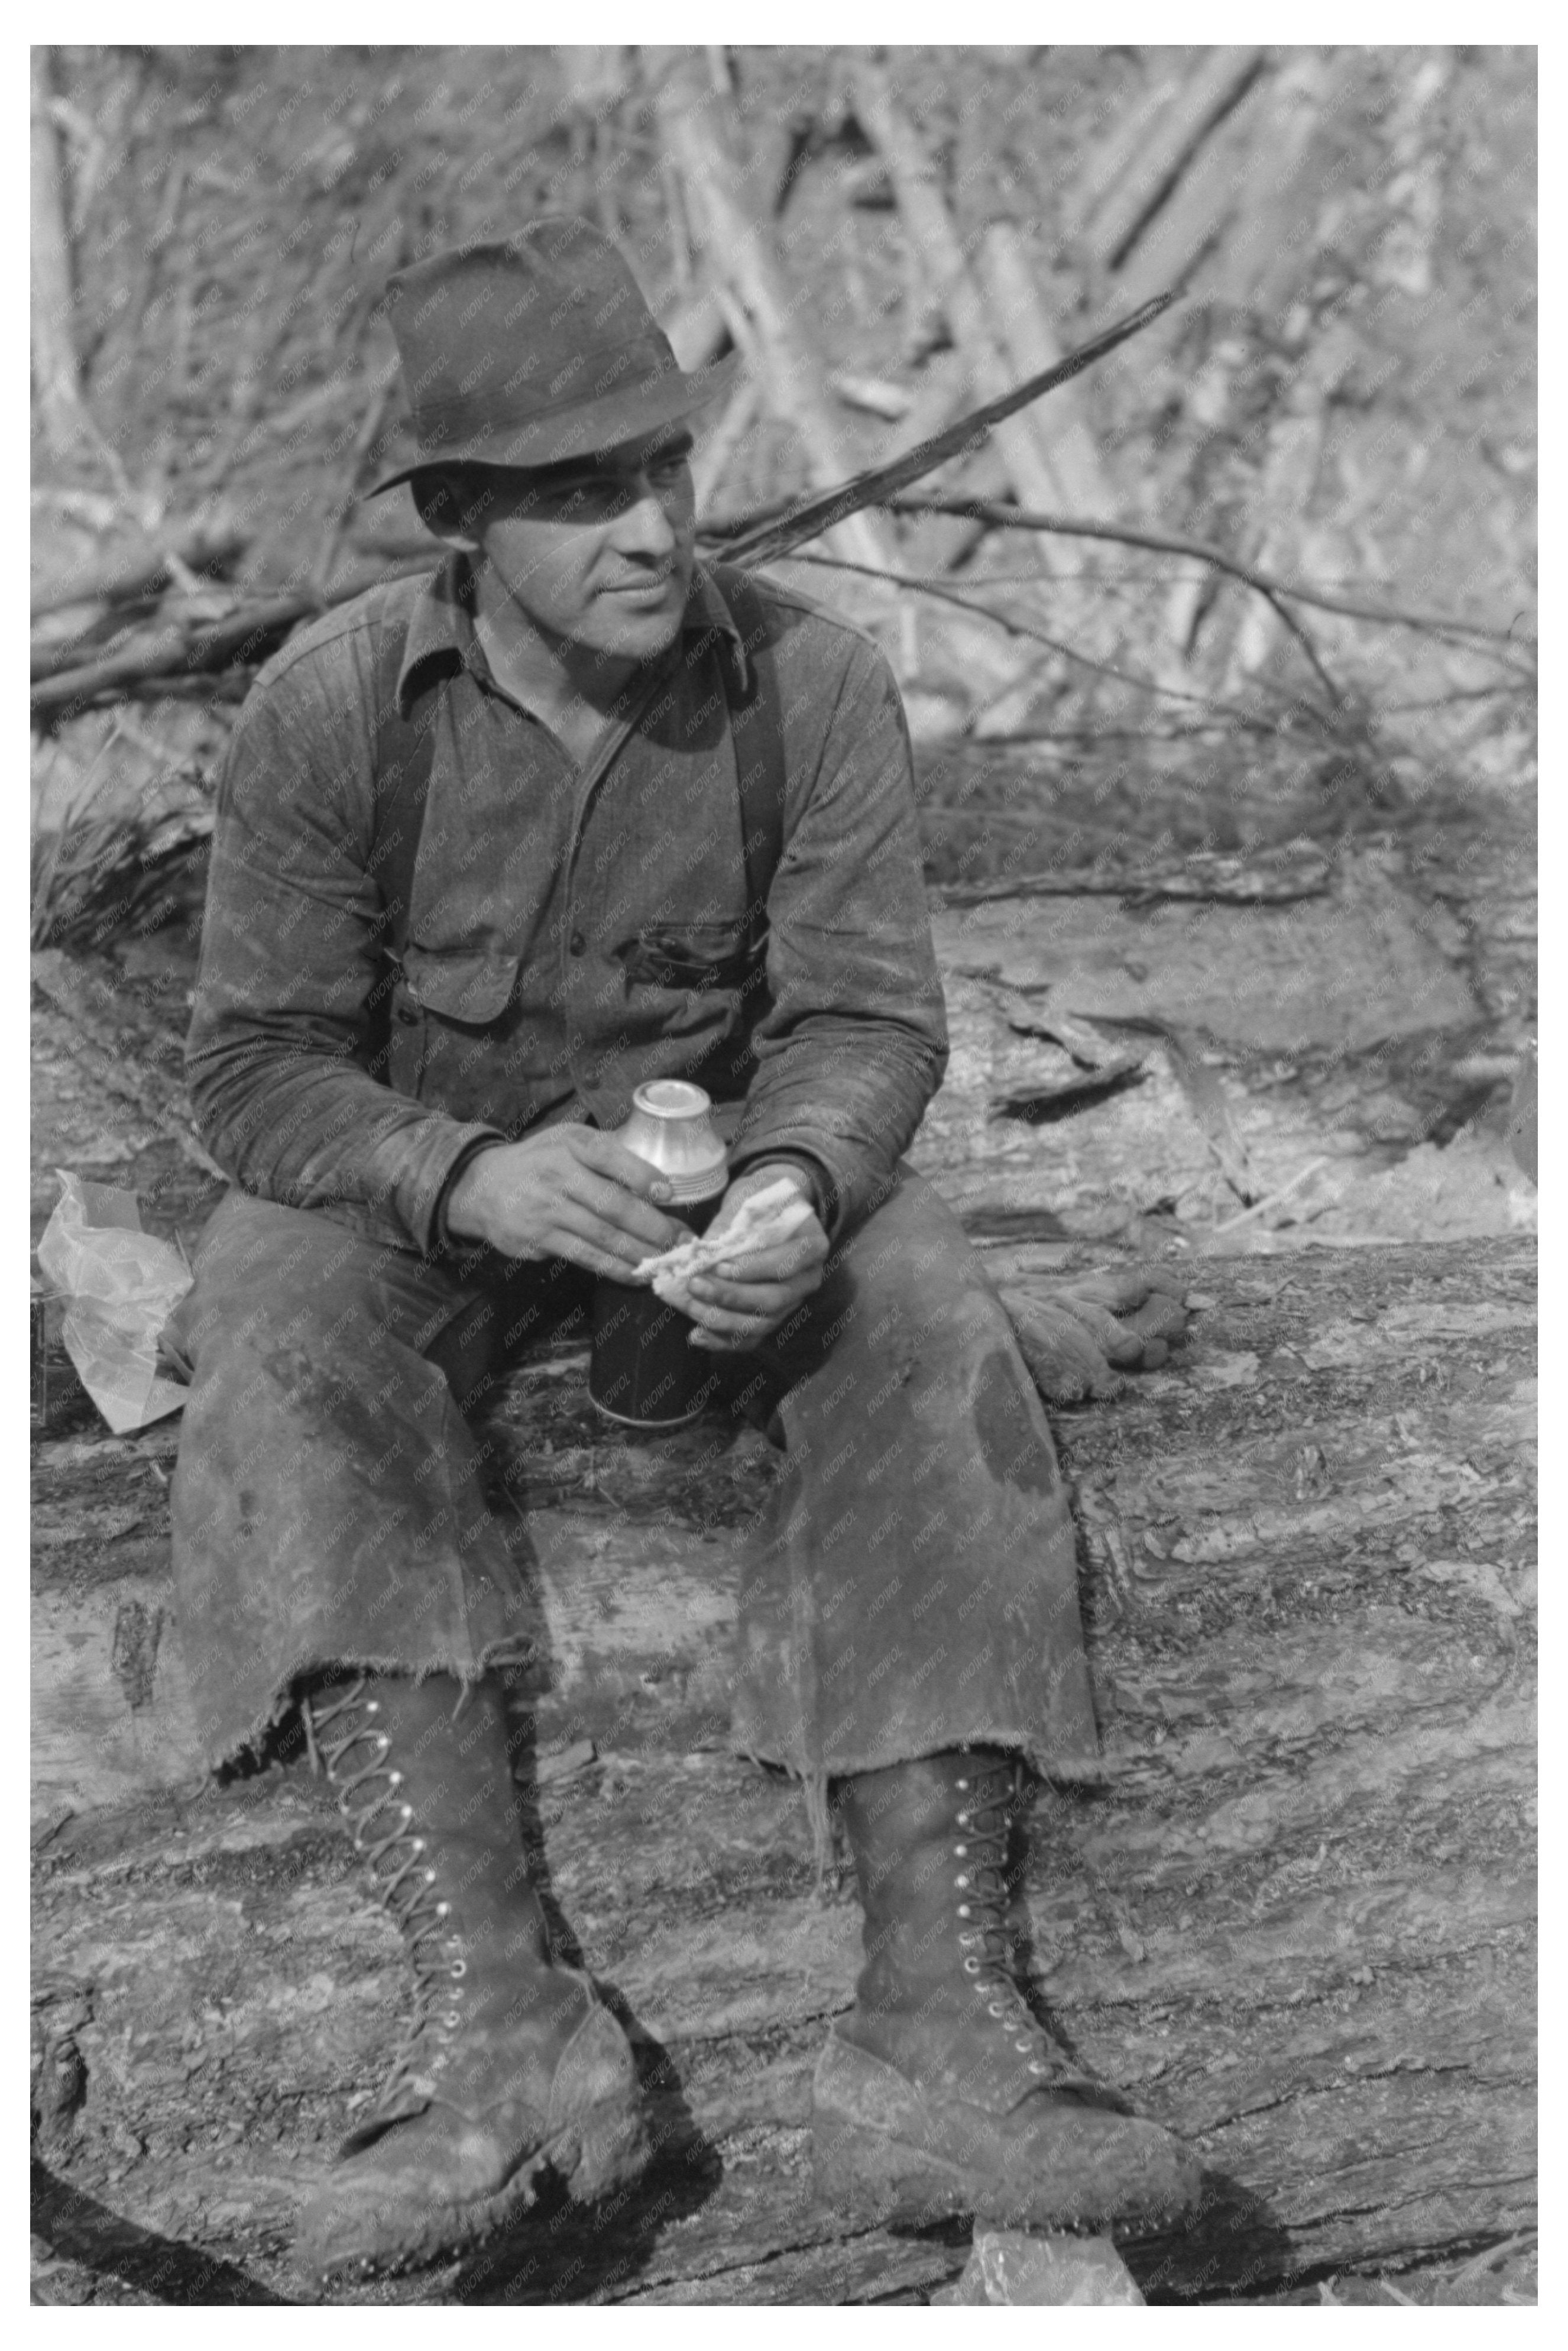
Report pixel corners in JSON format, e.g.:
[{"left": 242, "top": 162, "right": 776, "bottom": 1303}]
[{"left": 569, "top": 931, "right": 587, "bottom": 957}]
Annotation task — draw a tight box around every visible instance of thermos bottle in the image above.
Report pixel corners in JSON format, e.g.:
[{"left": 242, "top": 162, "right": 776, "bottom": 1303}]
[{"left": 588, "top": 1080, "right": 728, "bottom": 1429}]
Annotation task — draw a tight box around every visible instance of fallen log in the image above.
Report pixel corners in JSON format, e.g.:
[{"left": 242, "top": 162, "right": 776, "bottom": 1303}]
[
  {"left": 31, "top": 521, "right": 247, "bottom": 624},
  {"left": 851, "top": 61, "right": 1067, "bottom": 540},
  {"left": 657, "top": 63, "right": 891, "bottom": 579},
  {"left": 910, "top": 851, "right": 1487, "bottom": 1234},
  {"left": 31, "top": 1236, "right": 1535, "bottom": 2300},
  {"left": 29, "top": 560, "right": 434, "bottom": 721}
]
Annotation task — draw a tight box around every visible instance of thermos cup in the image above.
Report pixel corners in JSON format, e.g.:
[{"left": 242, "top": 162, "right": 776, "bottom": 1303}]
[{"left": 588, "top": 1080, "right": 728, "bottom": 1429}]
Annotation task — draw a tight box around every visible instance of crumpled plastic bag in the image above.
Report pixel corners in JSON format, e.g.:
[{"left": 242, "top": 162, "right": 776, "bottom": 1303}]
[{"left": 35, "top": 1172, "right": 194, "bottom": 1433}]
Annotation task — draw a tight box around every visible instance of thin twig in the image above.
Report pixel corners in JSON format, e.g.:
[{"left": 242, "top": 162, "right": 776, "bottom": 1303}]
[
  {"left": 874, "top": 493, "right": 1529, "bottom": 653},
  {"left": 782, "top": 549, "right": 1314, "bottom": 728},
  {"left": 1206, "top": 1157, "right": 1331, "bottom": 1236},
  {"left": 1254, "top": 584, "right": 1346, "bottom": 707}
]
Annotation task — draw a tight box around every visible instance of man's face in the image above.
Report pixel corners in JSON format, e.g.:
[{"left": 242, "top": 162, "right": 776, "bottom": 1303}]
[{"left": 466, "top": 430, "right": 697, "bottom": 668}]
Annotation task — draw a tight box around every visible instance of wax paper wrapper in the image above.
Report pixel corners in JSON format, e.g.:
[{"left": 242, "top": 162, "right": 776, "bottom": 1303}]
[
  {"left": 35, "top": 1172, "right": 194, "bottom": 1433},
  {"left": 632, "top": 1176, "right": 816, "bottom": 1312}
]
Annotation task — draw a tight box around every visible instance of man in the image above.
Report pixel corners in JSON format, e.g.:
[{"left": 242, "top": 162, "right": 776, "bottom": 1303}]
[{"left": 171, "top": 220, "right": 1199, "bottom": 2287}]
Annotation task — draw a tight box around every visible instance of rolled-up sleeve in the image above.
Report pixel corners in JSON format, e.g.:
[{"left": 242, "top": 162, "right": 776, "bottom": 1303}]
[
  {"left": 185, "top": 657, "right": 501, "bottom": 1255},
  {"left": 728, "top": 636, "right": 948, "bottom": 1241}
]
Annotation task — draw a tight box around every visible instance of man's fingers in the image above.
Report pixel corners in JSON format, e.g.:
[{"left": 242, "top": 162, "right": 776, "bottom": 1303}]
[
  {"left": 566, "top": 1126, "right": 678, "bottom": 1202},
  {"left": 569, "top": 1169, "right": 685, "bottom": 1255},
  {"left": 550, "top": 1199, "right": 668, "bottom": 1274},
  {"left": 687, "top": 1272, "right": 804, "bottom": 1320},
  {"left": 545, "top": 1226, "right": 652, "bottom": 1283},
  {"left": 707, "top": 1233, "right": 827, "bottom": 1285},
  {"left": 686, "top": 1298, "right": 777, "bottom": 1350}
]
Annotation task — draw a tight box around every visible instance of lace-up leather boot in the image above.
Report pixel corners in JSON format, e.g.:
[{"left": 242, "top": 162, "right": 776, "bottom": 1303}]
[
  {"left": 812, "top": 1748, "right": 1202, "bottom": 2230},
  {"left": 292, "top": 1672, "right": 646, "bottom": 2285}
]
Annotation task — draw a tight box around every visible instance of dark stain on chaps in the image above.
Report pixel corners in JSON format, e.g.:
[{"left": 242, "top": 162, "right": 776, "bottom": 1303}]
[{"left": 973, "top": 1345, "right": 1060, "bottom": 1498}]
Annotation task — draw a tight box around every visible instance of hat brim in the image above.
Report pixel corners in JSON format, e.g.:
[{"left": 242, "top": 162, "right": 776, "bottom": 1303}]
[{"left": 366, "top": 351, "right": 741, "bottom": 497}]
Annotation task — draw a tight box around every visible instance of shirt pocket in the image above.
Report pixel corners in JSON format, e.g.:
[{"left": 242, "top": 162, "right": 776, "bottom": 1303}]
[
  {"left": 401, "top": 943, "right": 522, "bottom": 1025},
  {"left": 390, "top": 943, "right": 523, "bottom": 1109},
  {"left": 614, "top": 918, "right": 764, "bottom": 995}
]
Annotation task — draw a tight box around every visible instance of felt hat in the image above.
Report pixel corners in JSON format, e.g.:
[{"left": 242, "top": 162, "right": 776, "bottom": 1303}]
[{"left": 368, "top": 219, "right": 737, "bottom": 494}]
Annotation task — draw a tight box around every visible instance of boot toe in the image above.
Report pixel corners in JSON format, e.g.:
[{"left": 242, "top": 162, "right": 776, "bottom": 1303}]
[
  {"left": 294, "top": 2007, "right": 648, "bottom": 2285},
  {"left": 999, "top": 2100, "right": 1204, "bottom": 2228},
  {"left": 812, "top": 2028, "right": 1203, "bottom": 2232}
]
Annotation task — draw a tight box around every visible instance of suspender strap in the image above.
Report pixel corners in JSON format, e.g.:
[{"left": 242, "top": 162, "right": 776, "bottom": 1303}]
[
  {"left": 371, "top": 576, "right": 438, "bottom": 965},
  {"left": 708, "top": 563, "right": 788, "bottom": 951}
]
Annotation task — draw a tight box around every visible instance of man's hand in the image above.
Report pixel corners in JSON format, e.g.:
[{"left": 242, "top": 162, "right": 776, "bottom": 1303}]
[
  {"left": 685, "top": 1163, "right": 831, "bottom": 1353},
  {"left": 1002, "top": 1262, "right": 1193, "bottom": 1405},
  {"left": 443, "top": 1127, "right": 686, "bottom": 1276}
]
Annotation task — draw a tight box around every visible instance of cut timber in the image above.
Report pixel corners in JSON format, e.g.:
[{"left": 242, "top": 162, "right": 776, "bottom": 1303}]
[
  {"left": 30, "top": 50, "right": 90, "bottom": 458},
  {"left": 1088, "top": 47, "right": 1268, "bottom": 274},
  {"left": 33, "top": 1239, "right": 1535, "bottom": 2301},
  {"left": 31, "top": 520, "right": 247, "bottom": 626},
  {"left": 658, "top": 67, "right": 889, "bottom": 581},
  {"left": 913, "top": 857, "right": 1482, "bottom": 1232},
  {"left": 976, "top": 223, "right": 1112, "bottom": 524},
  {"left": 930, "top": 857, "right": 1476, "bottom": 1051},
  {"left": 851, "top": 61, "right": 1065, "bottom": 542}
]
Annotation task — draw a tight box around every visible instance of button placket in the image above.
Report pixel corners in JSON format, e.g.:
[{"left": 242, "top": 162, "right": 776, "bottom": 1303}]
[{"left": 559, "top": 665, "right": 668, "bottom": 1107}]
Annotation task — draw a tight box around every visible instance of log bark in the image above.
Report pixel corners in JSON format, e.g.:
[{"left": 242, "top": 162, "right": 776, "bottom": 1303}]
[{"left": 31, "top": 1236, "right": 1535, "bottom": 2300}]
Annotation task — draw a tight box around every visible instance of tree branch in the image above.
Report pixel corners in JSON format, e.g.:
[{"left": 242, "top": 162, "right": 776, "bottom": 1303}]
[
  {"left": 714, "top": 296, "right": 1175, "bottom": 569},
  {"left": 874, "top": 493, "right": 1531, "bottom": 653},
  {"left": 783, "top": 550, "right": 1281, "bottom": 728}
]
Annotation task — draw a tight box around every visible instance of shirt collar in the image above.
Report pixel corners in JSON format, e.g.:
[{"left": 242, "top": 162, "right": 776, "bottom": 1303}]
[{"left": 396, "top": 552, "right": 750, "bottom": 717}]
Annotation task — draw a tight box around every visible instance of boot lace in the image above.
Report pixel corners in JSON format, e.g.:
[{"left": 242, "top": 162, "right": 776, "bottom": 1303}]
[
  {"left": 301, "top": 1676, "right": 466, "bottom": 2109},
  {"left": 951, "top": 1756, "right": 1089, "bottom": 2091}
]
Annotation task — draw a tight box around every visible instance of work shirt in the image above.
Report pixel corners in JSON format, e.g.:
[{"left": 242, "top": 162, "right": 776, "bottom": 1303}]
[{"left": 186, "top": 555, "right": 949, "bottom": 1257}]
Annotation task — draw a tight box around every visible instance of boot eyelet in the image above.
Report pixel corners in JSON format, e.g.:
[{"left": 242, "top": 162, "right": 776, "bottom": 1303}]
[
  {"left": 435, "top": 1900, "right": 451, "bottom": 1917},
  {"left": 953, "top": 1843, "right": 968, "bottom": 1857},
  {"left": 955, "top": 1778, "right": 969, "bottom": 1791},
  {"left": 387, "top": 1770, "right": 402, "bottom": 1786},
  {"left": 962, "top": 1957, "right": 982, "bottom": 1974},
  {"left": 957, "top": 1906, "right": 972, "bottom": 1921},
  {"left": 987, "top": 2001, "right": 1009, "bottom": 2019},
  {"left": 445, "top": 2010, "right": 461, "bottom": 2029},
  {"left": 450, "top": 1960, "right": 467, "bottom": 1979},
  {"left": 1029, "top": 2060, "right": 1049, "bottom": 2075},
  {"left": 1016, "top": 2038, "right": 1034, "bottom": 2053}
]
